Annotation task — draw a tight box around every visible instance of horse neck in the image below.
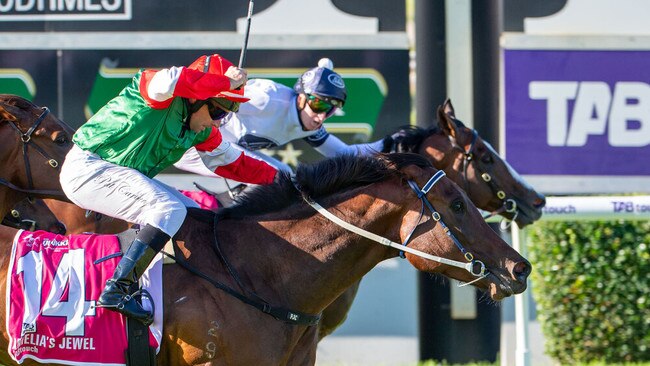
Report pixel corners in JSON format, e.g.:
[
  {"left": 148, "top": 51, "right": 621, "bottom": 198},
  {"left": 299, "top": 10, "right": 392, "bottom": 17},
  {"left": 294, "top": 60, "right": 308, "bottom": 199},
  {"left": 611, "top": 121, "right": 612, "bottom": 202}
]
[{"left": 193, "top": 183, "right": 404, "bottom": 315}]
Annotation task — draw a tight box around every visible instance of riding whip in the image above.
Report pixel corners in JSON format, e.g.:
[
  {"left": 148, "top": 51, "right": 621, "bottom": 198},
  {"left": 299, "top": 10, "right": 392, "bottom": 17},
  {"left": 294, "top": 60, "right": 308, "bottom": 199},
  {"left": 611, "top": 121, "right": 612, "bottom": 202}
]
[{"left": 238, "top": 0, "right": 254, "bottom": 68}]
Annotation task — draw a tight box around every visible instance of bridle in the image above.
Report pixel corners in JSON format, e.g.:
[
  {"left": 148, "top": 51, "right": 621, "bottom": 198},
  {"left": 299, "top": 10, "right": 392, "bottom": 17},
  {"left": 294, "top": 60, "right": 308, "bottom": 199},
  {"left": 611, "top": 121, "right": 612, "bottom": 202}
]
[
  {"left": 1, "top": 204, "right": 36, "bottom": 231},
  {"left": 451, "top": 128, "right": 518, "bottom": 230},
  {"left": 0, "top": 107, "right": 67, "bottom": 198},
  {"left": 293, "top": 170, "right": 489, "bottom": 287}
]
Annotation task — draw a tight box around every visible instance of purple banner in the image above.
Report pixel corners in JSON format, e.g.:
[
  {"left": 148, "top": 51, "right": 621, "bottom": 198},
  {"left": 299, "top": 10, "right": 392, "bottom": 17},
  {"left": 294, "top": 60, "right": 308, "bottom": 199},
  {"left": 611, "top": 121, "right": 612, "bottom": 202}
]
[{"left": 504, "top": 49, "right": 650, "bottom": 176}]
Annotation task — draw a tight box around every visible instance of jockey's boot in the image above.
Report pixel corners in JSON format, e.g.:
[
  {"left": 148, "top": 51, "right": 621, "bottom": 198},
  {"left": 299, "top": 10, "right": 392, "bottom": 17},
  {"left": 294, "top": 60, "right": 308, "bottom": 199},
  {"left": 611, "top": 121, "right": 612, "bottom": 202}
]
[{"left": 97, "top": 225, "right": 170, "bottom": 326}]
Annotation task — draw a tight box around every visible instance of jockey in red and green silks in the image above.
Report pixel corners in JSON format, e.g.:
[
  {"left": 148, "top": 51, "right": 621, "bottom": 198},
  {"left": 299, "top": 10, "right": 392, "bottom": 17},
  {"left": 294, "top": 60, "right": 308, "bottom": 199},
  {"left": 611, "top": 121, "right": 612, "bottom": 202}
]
[{"left": 60, "top": 54, "right": 278, "bottom": 326}]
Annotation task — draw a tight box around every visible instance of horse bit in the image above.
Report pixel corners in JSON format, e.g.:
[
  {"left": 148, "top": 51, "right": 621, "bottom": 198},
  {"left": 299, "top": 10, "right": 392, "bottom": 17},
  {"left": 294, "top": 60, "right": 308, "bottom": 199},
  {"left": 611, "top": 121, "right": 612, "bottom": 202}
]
[
  {"left": 1, "top": 107, "right": 64, "bottom": 197},
  {"left": 455, "top": 129, "right": 518, "bottom": 230},
  {"left": 294, "top": 170, "right": 489, "bottom": 286}
]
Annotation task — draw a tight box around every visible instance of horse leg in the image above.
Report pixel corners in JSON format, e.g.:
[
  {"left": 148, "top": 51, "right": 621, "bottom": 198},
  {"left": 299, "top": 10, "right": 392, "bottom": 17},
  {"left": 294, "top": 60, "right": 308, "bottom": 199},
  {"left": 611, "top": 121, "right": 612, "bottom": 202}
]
[{"left": 317, "top": 280, "right": 362, "bottom": 340}]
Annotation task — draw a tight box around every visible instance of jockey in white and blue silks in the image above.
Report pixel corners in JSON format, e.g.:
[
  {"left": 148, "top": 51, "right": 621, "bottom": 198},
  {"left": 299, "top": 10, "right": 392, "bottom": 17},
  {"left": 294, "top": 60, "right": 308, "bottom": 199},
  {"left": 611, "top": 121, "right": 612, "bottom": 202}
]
[
  {"left": 59, "top": 54, "right": 278, "bottom": 326},
  {"left": 174, "top": 58, "right": 392, "bottom": 176}
]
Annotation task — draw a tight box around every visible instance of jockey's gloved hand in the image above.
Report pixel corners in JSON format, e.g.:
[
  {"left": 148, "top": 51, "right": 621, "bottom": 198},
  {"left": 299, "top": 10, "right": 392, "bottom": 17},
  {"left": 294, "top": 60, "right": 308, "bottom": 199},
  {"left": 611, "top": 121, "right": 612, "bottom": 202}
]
[
  {"left": 382, "top": 130, "right": 409, "bottom": 153},
  {"left": 225, "top": 66, "right": 248, "bottom": 89}
]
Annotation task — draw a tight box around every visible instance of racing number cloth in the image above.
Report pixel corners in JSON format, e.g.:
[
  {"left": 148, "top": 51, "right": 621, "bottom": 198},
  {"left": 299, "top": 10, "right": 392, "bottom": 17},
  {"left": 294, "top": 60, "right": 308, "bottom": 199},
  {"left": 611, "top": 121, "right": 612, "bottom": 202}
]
[{"left": 6, "top": 230, "right": 162, "bottom": 365}]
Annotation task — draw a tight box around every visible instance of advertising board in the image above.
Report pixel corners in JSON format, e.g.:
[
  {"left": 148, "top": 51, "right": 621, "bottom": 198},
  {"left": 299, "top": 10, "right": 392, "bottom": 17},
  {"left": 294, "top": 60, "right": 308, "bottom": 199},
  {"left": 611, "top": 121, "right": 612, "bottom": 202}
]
[{"left": 502, "top": 35, "right": 650, "bottom": 194}]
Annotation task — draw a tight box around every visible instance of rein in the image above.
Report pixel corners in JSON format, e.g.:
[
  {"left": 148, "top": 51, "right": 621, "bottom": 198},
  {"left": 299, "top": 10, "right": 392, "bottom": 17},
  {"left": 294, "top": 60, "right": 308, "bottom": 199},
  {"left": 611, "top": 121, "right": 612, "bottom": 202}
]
[
  {"left": 451, "top": 129, "right": 518, "bottom": 230},
  {"left": 0, "top": 107, "right": 67, "bottom": 198},
  {"left": 163, "top": 216, "right": 321, "bottom": 327},
  {"left": 292, "top": 171, "right": 489, "bottom": 287}
]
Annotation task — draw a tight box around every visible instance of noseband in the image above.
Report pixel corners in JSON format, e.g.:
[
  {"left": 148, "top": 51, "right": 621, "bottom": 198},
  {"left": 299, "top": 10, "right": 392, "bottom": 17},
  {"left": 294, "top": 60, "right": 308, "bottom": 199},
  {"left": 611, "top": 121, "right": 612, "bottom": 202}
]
[
  {"left": 293, "top": 171, "right": 489, "bottom": 285},
  {"left": 453, "top": 129, "right": 518, "bottom": 229},
  {"left": 0, "top": 107, "right": 66, "bottom": 197},
  {"left": 1, "top": 207, "right": 36, "bottom": 231}
]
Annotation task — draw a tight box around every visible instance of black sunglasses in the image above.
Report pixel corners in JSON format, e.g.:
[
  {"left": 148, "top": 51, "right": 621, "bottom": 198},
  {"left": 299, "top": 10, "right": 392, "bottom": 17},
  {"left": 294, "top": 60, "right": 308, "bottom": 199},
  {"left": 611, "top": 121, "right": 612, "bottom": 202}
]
[{"left": 207, "top": 101, "right": 230, "bottom": 120}]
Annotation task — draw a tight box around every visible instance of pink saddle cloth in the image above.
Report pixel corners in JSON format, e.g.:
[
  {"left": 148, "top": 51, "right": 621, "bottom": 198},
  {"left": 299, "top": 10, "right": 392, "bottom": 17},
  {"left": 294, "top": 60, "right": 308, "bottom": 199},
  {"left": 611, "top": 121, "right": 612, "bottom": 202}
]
[
  {"left": 6, "top": 230, "right": 162, "bottom": 365},
  {"left": 179, "top": 189, "right": 219, "bottom": 211}
]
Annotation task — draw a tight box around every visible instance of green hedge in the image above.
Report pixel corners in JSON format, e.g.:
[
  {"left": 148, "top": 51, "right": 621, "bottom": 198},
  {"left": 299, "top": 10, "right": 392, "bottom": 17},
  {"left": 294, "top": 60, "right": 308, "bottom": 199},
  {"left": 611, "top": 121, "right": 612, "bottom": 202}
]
[{"left": 527, "top": 220, "right": 650, "bottom": 364}]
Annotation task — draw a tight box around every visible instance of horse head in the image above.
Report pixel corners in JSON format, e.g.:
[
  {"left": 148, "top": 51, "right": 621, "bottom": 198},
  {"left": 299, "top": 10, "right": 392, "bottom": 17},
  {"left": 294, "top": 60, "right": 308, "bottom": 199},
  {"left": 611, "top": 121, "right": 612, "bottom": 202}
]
[
  {"left": 373, "top": 153, "right": 531, "bottom": 300},
  {"left": 0, "top": 95, "right": 74, "bottom": 217},
  {"left": 286, "top": 153, "right": 531, "bottom": 301},
  {"left": 2, "top": 198, "right": 67, "bottom": 234},
  {"left": 393, "top": 99, "right": 546, "bottom": 227}
]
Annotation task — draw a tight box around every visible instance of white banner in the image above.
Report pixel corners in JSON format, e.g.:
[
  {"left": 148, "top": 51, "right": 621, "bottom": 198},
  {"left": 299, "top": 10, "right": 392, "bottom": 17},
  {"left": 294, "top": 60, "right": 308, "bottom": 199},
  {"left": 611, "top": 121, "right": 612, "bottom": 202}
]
[{"left": 540, "top": 195, "right": 650, "bottom": 221}]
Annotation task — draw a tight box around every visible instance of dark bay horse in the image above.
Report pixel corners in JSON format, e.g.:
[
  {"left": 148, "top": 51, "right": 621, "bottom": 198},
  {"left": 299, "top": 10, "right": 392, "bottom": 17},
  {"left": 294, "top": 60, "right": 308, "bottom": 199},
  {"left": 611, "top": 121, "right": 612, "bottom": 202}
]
[
  {"left": 0, "top": 95, "right": 74, "bottom": 219},
  {"left": 0, "top": 153, "right": 531, "bottom": 365}
]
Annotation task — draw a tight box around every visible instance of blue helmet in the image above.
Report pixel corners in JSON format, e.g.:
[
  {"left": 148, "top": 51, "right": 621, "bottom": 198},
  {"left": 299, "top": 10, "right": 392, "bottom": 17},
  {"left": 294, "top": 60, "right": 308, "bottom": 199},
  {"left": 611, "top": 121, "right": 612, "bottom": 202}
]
[{"left": 294, "top": 63, "right": 347, "bottom": 107}]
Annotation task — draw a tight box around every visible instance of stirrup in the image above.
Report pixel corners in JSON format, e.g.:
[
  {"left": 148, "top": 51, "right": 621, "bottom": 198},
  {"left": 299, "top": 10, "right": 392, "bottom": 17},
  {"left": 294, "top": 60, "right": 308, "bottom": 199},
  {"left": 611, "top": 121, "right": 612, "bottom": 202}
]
[
  {"left": 97, "top": 288, "right": 154, "bottom": 310},
  {"left": 98, "top": 289, "right": 155, "bottom": 325}
]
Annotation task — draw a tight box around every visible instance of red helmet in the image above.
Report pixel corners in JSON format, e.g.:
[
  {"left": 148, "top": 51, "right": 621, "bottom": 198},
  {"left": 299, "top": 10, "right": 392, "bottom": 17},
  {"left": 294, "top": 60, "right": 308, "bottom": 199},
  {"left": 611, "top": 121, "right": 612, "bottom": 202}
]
[{"left": 187, "top": 54, "right": 249, "bottom": 103}]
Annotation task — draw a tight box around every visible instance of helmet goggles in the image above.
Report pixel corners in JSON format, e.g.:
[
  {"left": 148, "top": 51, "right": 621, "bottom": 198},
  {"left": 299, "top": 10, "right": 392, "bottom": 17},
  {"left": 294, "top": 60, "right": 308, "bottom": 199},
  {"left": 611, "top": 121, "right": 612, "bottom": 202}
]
[
  {"left": 207, "top": 102, "right": 229, "bottom": 121},
  {"left": 307, "top": 94, "right": 340, "bottom": 117},
  {"left": 207, "top": 97, "right": 240, "bottom": 120}
]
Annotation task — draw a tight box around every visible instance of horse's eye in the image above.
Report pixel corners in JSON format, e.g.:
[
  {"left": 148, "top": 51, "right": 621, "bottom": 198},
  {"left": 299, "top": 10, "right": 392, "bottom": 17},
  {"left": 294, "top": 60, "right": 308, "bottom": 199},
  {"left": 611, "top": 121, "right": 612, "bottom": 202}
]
[
  {"left": 451, "top": 199, "right": 464, "bottom": 213},
  {"left": 54, "top": 135, "right": 69, "bottom": 145},
  {"left": 481, "top": 153, "right": 493, "bottom": 164}
]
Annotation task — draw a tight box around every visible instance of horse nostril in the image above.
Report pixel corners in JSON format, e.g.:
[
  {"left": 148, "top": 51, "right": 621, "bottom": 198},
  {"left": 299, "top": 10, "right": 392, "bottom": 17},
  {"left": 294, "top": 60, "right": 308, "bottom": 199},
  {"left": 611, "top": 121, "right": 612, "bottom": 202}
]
[
  {"left": 534, "top": 194, "right": 546, "bottom": 209},
  {"left": 513, "top": 260, "right": 531, "bottom": 282}
]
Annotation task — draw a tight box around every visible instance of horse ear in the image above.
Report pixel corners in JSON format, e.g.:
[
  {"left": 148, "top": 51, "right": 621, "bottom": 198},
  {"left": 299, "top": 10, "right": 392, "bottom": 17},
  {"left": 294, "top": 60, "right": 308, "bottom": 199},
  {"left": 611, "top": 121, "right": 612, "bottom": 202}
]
[
  {"left": 437, "top": 100, "right": 459, "bottom": 139},
  {"left": 400, "top": 164, "right": 426, "bottom": 182},
  {"left": 0, "top": 105, "right": 16, "bottom": 122},
  {"left": 443, "top": 98, "right": 456, "bottom": 119}
]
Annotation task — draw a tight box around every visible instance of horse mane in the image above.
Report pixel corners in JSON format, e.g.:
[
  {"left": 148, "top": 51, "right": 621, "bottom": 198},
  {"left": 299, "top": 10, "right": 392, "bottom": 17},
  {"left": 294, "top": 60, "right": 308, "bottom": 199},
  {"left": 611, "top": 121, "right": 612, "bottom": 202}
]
[
  {"left": 392, "top": 118, "right": 468, "bottom": 153},
  {"left": 218, "top": 153, "right": 432, "bottom": 219},
  {"left": 391, "top": 125, "right": 431, "bottom": 153}
]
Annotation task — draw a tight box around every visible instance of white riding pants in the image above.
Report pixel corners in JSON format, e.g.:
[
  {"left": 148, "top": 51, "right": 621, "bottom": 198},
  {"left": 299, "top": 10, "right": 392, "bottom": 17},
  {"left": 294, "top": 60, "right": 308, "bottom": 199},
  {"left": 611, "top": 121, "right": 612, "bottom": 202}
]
[{"left": 60, "top": 145, "right": 199, "bottom": 237}]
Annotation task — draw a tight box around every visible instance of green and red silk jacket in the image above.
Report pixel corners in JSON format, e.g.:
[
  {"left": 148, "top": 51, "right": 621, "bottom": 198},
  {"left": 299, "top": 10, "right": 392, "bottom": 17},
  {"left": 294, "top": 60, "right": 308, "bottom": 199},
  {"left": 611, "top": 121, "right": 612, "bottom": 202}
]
[{"left": 73, "top": 67, "right": 277, "bottom": 184}]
